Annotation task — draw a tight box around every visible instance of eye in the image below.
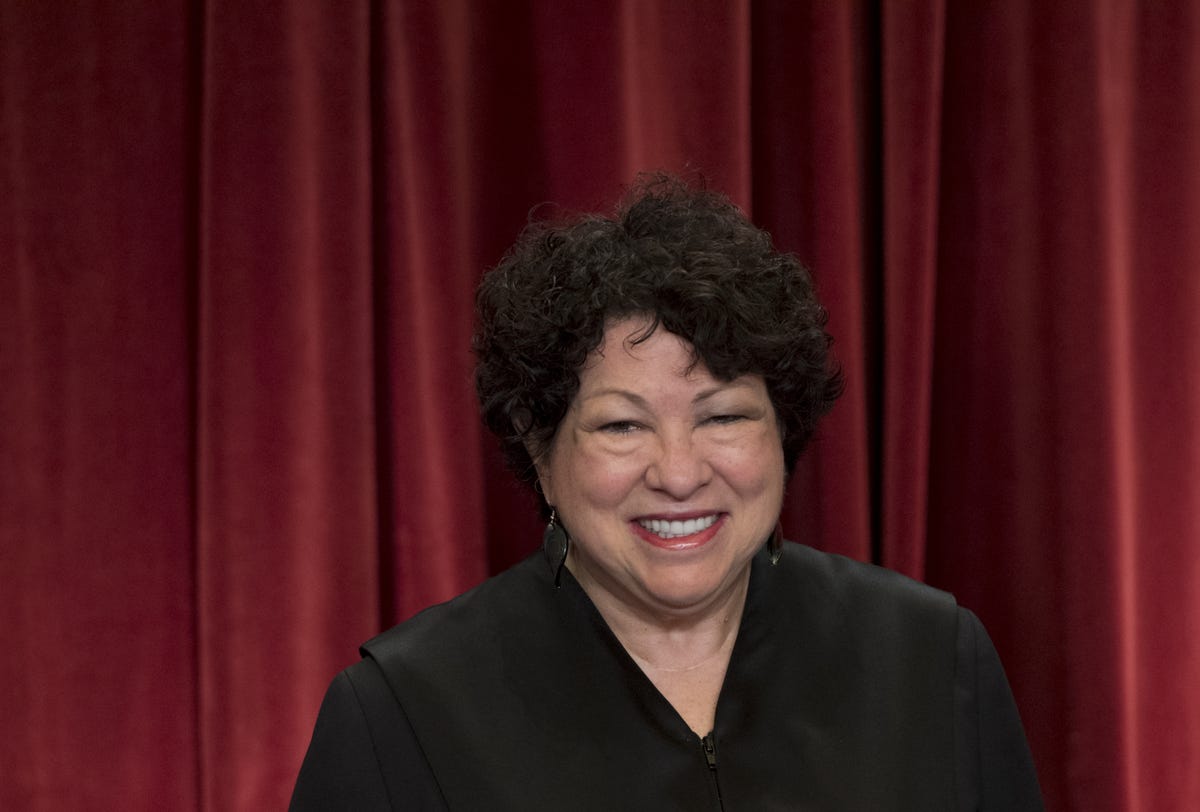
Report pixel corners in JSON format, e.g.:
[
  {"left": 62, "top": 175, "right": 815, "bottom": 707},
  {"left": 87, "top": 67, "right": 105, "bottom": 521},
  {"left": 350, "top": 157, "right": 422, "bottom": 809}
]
[
  {"left": 599, "top": 420, "right": 641, "bottom": 435},
  {"left": 706, "top": 414, "right": 746, "bottom": 426}
]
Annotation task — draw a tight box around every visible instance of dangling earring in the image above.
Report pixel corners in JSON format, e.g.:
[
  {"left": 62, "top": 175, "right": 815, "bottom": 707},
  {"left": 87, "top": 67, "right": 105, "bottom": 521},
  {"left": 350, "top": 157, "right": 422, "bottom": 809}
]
[
  {"left": 768, "top": 521, "right": 783, "bottom": 565},
  {"left": 543, "top": 508, "right": 570, "bottom": 587}
]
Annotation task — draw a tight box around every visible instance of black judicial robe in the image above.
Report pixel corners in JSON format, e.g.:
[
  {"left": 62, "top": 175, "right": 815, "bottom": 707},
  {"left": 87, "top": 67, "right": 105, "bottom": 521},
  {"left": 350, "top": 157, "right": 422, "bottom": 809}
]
[{"left": 291, "top": 542, "right": 1043, "bottom": 810}]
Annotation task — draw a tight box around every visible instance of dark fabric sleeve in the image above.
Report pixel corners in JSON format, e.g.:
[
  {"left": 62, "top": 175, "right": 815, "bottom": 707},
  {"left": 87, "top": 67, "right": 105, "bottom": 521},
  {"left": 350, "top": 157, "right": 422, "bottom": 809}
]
[
  {"left": 289, "top": 658, "right": 448, "bottom": 811},
  {"left": 954, "top": 607, "right": 1045, "bottom": 811}
]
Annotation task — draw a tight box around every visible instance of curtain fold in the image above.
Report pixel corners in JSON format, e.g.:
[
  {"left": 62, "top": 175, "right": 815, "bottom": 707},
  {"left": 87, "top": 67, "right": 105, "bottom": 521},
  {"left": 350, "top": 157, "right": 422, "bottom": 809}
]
[
  {"left": 879, "top": 0, "right": 944, "bottom": 577},
  {"left": 195, "top": 3, "right": 379, "bottom": 806},
  {"left": 925, "top": 3, "right": 1200, "bottom": 809},
  {"left": 752, "top": 0, "right": 875, "bottom": 563},
  {"left": 2, "top": 2, "right": 1198, "bottom": 810},
  {"left": 373, "top": 0, "right": 490, "bottom": 621},
  {"left": 0, "top": 4, "right": 198, "bottom": 808}
]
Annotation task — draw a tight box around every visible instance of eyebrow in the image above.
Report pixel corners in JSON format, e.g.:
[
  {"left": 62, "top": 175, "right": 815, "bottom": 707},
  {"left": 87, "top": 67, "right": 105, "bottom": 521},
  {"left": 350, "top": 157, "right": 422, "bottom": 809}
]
[{"left": 580, "top": 380, "right": 756, "bottom": 408}]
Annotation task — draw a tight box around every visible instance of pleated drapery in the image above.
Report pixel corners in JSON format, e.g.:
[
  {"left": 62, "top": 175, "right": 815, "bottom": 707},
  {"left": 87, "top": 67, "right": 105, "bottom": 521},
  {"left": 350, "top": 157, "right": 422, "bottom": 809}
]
[{"left": 2, "top": 3, "right": 1198, "bottom": 810}]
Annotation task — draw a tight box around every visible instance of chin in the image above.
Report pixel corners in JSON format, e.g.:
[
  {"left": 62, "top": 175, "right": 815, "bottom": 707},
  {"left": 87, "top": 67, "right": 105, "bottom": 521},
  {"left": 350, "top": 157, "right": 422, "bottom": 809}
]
[{"left": 638, "top": 567, "right": 745, "bottom": 613}]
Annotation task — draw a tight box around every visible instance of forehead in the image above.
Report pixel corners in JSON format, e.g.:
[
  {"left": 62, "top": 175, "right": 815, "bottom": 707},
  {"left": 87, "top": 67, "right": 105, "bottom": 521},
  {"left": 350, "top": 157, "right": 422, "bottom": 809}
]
[{"left": 580, "top": 318, "right": 704, "bottom": 383}]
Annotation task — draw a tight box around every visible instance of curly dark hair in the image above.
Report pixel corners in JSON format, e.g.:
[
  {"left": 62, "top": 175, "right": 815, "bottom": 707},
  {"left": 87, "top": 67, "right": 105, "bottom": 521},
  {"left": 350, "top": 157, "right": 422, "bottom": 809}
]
[{"left": 473, "top": 174, "right": 842, "bottom": 504}]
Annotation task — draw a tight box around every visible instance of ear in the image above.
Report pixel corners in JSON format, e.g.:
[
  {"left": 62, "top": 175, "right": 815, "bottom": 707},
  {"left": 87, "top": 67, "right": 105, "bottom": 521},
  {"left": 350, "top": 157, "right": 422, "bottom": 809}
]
[
  {"left": 525, "top": 437, "right": 555, "bottom": 505},
  {"left": 532, "top": 458, "right": 555, "bottom": 505}
]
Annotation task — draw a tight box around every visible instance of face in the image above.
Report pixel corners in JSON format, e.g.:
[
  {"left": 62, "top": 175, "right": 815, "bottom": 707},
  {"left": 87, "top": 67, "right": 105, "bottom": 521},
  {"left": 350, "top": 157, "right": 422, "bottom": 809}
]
[{"left": 536, "top": 316, "right": 786, "bottom": 620}]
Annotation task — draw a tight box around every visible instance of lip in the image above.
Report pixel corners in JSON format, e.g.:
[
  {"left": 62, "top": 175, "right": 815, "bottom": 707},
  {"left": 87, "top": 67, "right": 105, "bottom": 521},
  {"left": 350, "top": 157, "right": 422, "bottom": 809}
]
[{"left": 630, "top": 513, "right": 727, "bottom": 551}]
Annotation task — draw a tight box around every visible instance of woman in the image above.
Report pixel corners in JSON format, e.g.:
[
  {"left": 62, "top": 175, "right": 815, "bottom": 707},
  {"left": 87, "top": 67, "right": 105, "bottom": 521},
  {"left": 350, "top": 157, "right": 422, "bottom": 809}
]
[{"left": 291, "top": 176, "right": 1043, "bottom": 810}]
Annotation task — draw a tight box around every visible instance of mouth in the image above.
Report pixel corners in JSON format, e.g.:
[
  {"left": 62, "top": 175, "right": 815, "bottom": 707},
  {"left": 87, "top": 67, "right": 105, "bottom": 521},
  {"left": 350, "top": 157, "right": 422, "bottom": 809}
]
[
  {"left": 637, "top": 514, "right": 719, "bottom": 538},
  {"left": 632, "top": 513, "right": 725, "bottom": 550}
]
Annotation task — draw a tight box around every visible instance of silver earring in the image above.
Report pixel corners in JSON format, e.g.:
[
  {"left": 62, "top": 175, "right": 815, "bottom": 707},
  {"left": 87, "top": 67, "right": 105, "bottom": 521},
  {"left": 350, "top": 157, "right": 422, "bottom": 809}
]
[
  {"left": 769, "top": 521, "right": 783, "bottom": 565},
  {"left": 543, "top": 508, "right": 570, "bottom": 587}
]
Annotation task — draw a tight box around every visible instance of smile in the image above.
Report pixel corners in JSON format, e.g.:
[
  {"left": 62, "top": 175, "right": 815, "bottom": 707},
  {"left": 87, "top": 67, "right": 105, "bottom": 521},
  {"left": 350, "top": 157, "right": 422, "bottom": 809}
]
[{"left": 636, "top": 514, "right": 720, "bottom": 539}]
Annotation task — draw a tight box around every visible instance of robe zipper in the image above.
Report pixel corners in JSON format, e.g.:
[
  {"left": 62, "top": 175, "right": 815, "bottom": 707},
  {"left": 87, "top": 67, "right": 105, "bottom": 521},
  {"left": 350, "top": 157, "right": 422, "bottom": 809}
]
[{"left": 702, "top": 733, "right": 725, "bottom": 810}]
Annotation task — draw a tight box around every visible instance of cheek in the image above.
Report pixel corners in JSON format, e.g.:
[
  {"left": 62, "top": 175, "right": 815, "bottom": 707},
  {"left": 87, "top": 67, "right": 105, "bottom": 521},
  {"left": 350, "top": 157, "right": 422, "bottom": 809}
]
[
  {"left": 722, "top": 436, "right": 786, "bottom": 495},
  {"left": 550, "top": 441, "right": 645, "bottom": 510},
  {"left": 580, "top": 453, "right": 644, "bottom": 507}
]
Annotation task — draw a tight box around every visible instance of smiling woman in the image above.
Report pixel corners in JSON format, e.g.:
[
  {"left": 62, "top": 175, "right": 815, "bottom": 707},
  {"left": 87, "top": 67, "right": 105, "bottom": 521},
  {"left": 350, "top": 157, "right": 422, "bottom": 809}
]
[
  {"left": 290, "top": 176, "right": 1044, "bottom": 810},
  {"left": 539, "top": 320, "right": 786, "bottom": 735}
]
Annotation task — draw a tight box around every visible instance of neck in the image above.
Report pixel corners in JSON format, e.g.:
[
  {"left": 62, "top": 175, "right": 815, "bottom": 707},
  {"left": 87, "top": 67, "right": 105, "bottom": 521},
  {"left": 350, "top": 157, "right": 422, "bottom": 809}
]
[
  {"left": 602, "top": 576, "right": 748, "bottom": 672},
  {"left": 568, "top": 555, "right": 752, "bottom": 649},
  {"left": 568, "top": 558, "right": 752, "bottom": 735}
]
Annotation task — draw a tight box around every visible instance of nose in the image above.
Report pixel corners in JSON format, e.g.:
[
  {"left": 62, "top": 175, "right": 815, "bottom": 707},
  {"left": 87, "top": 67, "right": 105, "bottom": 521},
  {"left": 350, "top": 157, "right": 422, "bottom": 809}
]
[{"left": 645, "top": 429, "right": 712, "bottom": 499}]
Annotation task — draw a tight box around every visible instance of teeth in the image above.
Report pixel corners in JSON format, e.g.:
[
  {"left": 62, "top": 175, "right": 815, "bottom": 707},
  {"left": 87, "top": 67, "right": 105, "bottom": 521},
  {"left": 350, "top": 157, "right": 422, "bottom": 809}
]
[{"left": 637, "top": 515, "right": 719, "bottom": 539}]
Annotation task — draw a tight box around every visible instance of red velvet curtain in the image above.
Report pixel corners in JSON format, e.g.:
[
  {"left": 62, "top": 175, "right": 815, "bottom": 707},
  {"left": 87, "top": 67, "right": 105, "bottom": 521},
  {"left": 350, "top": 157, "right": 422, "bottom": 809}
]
[{"left": 2, "top": 2, "right": 1198, "bottom": 810}]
